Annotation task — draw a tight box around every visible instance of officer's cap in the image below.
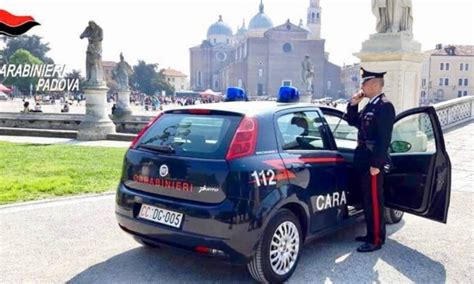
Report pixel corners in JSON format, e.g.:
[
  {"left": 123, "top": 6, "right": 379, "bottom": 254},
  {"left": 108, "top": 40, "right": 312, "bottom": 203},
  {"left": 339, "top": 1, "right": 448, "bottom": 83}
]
[{"left": 360, "top": 67, "right": 386, "bottom": 84}]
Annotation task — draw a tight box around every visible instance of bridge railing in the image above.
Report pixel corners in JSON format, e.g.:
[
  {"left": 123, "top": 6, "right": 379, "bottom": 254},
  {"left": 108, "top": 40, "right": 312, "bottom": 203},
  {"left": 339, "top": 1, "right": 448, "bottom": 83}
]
[{"left": 433, "top": 96, "right": 473, "bottom": 131}]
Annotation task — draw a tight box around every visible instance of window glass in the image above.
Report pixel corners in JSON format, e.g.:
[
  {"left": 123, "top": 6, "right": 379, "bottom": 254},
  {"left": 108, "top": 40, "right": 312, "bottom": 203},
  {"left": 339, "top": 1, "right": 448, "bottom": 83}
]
[
  {"left": 282, "top": 43, "right": 292, "bottom": 53},
  {"left": 391, "top": 113, "right": 436, "bottom": 154},
  {"left": 324, "top": 114, "right": 358, "bottom": 150},
  {"left": 138, "top": 114, "right": 241, "bottom": 159},
  {"left": 276, "top": 111, "right": 329, "bottom": 151}
]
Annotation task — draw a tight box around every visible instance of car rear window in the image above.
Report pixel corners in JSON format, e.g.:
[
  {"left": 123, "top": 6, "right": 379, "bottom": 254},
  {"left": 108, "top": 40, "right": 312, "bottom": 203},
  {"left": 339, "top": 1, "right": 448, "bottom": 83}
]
[{"left": 137, "top": 113, "right": 242, "bottom": 159}]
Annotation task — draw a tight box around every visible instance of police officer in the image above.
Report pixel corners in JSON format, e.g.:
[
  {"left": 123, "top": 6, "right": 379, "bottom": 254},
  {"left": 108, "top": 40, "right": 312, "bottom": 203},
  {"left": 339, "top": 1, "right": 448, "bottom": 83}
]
[{"left": 347, "top": 68, "right": 395, "bottom": 253}]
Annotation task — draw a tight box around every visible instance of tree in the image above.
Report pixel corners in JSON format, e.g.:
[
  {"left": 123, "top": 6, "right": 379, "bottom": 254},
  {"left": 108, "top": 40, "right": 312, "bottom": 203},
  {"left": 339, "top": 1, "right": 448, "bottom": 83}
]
[
  {"left": 3, "top": 35, "right": 53, "bottom": 64},
  {"left": 3, "top": 49, "right": 43, "bottom": 93},
  {"left": 130, "top": 60, "right": 175, "bottom": 96},
  {"left": 130, "top": 60, "right": 158, "bottom": 95}
]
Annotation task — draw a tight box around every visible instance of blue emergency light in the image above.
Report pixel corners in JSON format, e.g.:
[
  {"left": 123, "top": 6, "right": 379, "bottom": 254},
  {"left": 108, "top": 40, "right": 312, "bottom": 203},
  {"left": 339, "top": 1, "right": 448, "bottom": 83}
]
[
  {"left": 225, "top": 87, "right": 247, "bottom": 102},
  {"left": 277, "top": 86, "right": 299, "bottom": 103}
]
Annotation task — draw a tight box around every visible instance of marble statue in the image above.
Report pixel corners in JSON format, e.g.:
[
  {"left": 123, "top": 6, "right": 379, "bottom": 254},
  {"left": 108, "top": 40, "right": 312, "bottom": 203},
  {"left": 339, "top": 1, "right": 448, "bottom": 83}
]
[
  {"left": 80, "top": 21, "right": 105, "bottom": 86},
  {"left": 372, "top": 0, "right": 413, "bottom": 33},
  {"left": 113, "top": 53, "right": 132, "bottom": 91},
  {"left": 301, "top": 55, "right": 314, "bottom": 93}
]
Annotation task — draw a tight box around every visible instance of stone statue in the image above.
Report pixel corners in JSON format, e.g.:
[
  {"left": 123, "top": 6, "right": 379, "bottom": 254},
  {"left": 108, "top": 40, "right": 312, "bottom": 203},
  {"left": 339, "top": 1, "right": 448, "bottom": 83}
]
[
  {"left": 301, "top": 55, "right": 314, "bottom": 93},
  {"left": 113, "top": 53, "right": 132, "bottom": 91},
  {"left": 372, "top": 0, "right": 413, "bottom": 33},
  {"left": 80, "top": 21, "right": 105, "bottom": 86}
]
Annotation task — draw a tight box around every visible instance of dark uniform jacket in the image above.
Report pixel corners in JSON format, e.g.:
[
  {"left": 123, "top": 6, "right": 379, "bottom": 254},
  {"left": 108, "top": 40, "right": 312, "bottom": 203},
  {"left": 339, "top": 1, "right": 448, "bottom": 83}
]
[{"left": 346, "top": 93, "right": 396, "bottom": 170}]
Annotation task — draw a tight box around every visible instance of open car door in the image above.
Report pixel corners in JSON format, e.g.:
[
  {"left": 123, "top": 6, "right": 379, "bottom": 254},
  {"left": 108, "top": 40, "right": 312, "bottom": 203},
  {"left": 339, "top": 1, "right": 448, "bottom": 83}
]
[{"left": 384, "top": 106, "right": 451, "bottom": 223}]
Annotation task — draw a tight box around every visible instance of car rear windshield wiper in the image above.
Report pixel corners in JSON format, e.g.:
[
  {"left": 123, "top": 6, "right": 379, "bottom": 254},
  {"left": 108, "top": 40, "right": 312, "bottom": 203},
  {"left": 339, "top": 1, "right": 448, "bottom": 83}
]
[{"left": 138, "top": 144, "right": 175, "bottom": 153}]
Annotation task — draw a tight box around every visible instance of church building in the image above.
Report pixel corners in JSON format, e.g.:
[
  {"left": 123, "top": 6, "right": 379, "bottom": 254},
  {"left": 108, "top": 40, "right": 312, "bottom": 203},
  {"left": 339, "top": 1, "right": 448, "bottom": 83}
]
[{"left": 190, "top": 0, "right": 342, "bottom": 98}]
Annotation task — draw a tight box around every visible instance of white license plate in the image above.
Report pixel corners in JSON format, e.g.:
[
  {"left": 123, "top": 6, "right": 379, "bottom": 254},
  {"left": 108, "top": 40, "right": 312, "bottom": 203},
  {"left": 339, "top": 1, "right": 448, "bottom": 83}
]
[{"left": 138, "top": 204, "right": 183, "bottom": 228}]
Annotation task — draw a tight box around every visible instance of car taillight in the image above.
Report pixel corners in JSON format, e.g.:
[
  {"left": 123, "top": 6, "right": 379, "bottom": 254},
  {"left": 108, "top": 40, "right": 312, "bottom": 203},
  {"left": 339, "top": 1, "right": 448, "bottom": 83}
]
[
  {"left": 226, "top": 116, "right": 258, "bottom": 160},
  {"left": 129, "top": 112, "right": 164, "bottom": 149},
  {"left": 187, "top": 109, "right": 211, "bottom": 114}
]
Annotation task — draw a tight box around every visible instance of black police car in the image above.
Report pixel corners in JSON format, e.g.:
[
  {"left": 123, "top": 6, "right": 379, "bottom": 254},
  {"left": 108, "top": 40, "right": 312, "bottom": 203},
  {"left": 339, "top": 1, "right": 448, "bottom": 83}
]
[{"left": 115, "top": 87, "right": 451, "bottom": 283}]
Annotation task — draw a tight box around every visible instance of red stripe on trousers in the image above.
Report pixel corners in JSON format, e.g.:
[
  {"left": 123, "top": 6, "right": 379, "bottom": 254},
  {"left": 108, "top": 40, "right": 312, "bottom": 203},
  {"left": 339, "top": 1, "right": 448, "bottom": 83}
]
[{"left": 371, "top": 174, "right": 381, "bottom": 246}]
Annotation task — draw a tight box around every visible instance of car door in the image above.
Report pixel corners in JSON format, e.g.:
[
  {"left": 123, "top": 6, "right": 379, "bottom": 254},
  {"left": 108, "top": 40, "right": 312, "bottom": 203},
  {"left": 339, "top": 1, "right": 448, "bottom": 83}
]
[
  {"left": 274, "top": 108, "right": 348, "bottom": 232},
  {"left": 384, "top": 106, "right": 451, "bottom": 223},
  {"left": 320, "top": 107, "right": 362, "bottom": 207}
]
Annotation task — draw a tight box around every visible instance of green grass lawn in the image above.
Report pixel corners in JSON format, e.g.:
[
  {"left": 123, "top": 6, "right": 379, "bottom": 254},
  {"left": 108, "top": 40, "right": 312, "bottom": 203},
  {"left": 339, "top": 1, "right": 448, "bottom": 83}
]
[{"left": 0, "top": 142, "right": 127, "bottom": 204}]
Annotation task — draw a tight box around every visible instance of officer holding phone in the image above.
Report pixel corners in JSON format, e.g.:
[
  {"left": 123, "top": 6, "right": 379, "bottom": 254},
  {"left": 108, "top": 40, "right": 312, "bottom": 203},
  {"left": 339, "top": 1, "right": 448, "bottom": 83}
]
[{"left": 347, "top": 67, "right": 396, "bottom": 252}]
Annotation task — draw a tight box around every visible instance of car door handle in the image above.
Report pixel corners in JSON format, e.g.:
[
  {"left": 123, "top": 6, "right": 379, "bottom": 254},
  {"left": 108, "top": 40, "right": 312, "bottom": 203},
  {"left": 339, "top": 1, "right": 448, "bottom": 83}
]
[{"left": 290, "top": 163, "right": 306, "bottom": 170}]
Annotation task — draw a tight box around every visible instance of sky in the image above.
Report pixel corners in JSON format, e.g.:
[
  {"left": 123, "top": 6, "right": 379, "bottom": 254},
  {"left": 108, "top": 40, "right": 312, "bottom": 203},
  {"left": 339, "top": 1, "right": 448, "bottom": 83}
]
[{"left": 2, "top": 0, "right": 474, "bottom": 76}]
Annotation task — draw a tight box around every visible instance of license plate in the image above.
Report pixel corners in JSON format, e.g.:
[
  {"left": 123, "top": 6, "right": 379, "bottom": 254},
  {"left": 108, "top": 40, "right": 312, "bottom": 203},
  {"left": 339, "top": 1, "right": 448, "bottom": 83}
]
[{"left": 138, "top": 204, "right": 183, "bottom": 228}]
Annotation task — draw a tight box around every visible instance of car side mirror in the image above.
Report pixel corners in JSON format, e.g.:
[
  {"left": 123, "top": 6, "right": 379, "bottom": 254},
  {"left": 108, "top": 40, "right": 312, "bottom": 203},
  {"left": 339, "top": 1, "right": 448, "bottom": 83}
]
[
  {"left": 390, "top": 140, "right": 412, "bottom": 153},
  {"left": 313, "top": 117, "right": 324, "bottom": 123}
]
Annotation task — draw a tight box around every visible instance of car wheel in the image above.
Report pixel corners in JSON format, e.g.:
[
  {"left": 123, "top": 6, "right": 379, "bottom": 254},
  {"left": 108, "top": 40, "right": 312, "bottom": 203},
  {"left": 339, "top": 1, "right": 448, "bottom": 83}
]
[
  {"left": 134, "top": 237, "right": 160, "bottom": 248},
  {"left": 247, "top": 209, "right": 302, "bottom": 283},
  {"left": 385, "top": 207, "right": 404, "bottom": 224}
]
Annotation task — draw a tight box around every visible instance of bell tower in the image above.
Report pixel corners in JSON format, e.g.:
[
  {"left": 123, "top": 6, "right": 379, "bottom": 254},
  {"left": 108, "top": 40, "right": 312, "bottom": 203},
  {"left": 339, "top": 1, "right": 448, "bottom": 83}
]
[{"left": 307, "top": 0, "right": 321, "bottom": 39}]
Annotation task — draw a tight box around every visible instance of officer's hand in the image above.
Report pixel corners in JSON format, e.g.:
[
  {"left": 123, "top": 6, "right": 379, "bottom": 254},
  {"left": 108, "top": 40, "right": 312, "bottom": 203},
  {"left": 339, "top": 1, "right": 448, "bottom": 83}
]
[
  {"left": 370, "top": 167, "right": 380, "bottom": 176},
  {"left": 350, "top": 90, "right": 364, "bottom": 106}
]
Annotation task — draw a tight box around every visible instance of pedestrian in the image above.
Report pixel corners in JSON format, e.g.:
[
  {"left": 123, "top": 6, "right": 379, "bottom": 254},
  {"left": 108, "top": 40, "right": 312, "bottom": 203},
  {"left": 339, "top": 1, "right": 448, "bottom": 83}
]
[
  {"left": 61, "top": 102, "right": 70, "bottom": 113},
  {"left": 33, "top": 102, "right": 43, "bottom": 112},
  {"left": 347, "top": 67, "right": 395, "bottom": 253},
  {"left": 22, "top": 101, "right": 30, "bottom": 113}
]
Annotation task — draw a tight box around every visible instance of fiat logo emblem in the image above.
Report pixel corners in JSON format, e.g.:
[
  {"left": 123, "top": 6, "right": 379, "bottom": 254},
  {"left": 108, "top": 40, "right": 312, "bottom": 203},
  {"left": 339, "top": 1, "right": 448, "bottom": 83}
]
[{"left": 159, "top": 164, "right": 169, "bottom": 177}]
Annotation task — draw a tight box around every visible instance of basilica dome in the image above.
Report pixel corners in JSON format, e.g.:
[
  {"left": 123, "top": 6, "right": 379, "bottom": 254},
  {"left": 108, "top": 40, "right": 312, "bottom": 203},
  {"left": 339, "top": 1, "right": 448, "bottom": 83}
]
[
  {"left": 207, "top": 15, "right": 233, "bottom": 37},
  {"left": 236, "top": 20, "right": 248, "bottom": 37},
  {"left": 248, "top": 0, "right": 273, "bottom": 31}
]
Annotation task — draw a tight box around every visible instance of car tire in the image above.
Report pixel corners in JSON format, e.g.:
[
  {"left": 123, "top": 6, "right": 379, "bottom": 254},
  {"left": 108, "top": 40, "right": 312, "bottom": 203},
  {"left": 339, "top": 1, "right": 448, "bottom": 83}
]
[
  {"left": 385, "top": 207, "right": 404, "bottom": 224},
  {"left": 134, "top": 237, "right": 160, "bottom": 248},
  {"left": 247, "top": 209, "right": 302, "bottom": 283}
]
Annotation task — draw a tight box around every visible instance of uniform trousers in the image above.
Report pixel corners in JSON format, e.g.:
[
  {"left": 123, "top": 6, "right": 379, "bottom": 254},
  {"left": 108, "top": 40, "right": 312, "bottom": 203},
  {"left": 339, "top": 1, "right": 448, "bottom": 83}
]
[{"left": 354, "top": 146, "right": 386, "bottom": 246}]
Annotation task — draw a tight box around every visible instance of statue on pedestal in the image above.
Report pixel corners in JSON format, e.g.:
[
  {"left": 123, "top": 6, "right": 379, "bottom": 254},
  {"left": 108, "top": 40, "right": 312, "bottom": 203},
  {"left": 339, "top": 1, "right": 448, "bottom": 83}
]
[
  {"left": 80, "top": 21, "right": 105, "bottom": 86},
  {"left": 301, "top": 55, "right": 314, "bottom": 93},
  {"left": 113, "top": 53, "right": 132, "bottom": 91},
  {"left": 372, "top": 0, "right": 413, "bottom": 33}
]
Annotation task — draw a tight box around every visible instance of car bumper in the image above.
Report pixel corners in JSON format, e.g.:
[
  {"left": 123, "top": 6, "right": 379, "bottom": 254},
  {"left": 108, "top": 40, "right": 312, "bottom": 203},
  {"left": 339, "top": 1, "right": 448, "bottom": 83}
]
[{"left": 115, "top": 183, "right": 262, "bottom": 264}]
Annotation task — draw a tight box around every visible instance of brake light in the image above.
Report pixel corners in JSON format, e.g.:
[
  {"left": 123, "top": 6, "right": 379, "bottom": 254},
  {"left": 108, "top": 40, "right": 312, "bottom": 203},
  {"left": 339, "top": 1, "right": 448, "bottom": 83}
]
[
  {"left": 226, "top": 116, "right": 258, "bottom": 160},
  {"left": 129, "top": 112, "right": 164, "bottom": 149},
  {"left": 188, "top": 109, "right": 211, "bottom": 114},
  {"left": 194, "top": 246, "right": 210, "bottom": 254}
]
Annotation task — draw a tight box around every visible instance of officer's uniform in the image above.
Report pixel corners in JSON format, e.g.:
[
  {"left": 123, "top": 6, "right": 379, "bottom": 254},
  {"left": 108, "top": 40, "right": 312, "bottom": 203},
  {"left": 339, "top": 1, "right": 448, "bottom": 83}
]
[{"left": 347, "top": 69, "right": 395, "bottom": 248}]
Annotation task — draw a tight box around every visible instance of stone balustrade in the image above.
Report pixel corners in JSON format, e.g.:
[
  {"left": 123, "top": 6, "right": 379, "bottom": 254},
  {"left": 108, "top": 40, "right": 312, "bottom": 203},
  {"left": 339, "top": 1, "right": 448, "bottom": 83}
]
[{"left": 432, "top": 96, "right": 473, "bottom": 131}]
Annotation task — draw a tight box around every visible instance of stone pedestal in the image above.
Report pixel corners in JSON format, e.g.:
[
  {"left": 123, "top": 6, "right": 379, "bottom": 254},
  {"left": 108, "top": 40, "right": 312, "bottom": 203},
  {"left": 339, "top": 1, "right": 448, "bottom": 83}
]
[
  {"left": 300, "top": 93, "right": 312, "bottom": 103},
  {"left": 113, "top": 89, "right": 132, "bottom": 120},
  {"left": 77, "top": 85, "right": 116, "bottom": 140},
  {"left": 354, "top": 32, "right": 426, "bottom": 113}
]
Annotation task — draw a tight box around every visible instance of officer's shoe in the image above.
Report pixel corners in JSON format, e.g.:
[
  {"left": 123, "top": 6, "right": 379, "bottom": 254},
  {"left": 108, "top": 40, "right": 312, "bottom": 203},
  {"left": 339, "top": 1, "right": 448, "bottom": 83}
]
[
  {"left": 357, "top": 242, "right": 382, "bottom": 253},
  {"left": 355, "top": 235, "right": 369, "bottom": 242},
  {"left": 355, "top": 236, "right": 385, "bottom": 244}
]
